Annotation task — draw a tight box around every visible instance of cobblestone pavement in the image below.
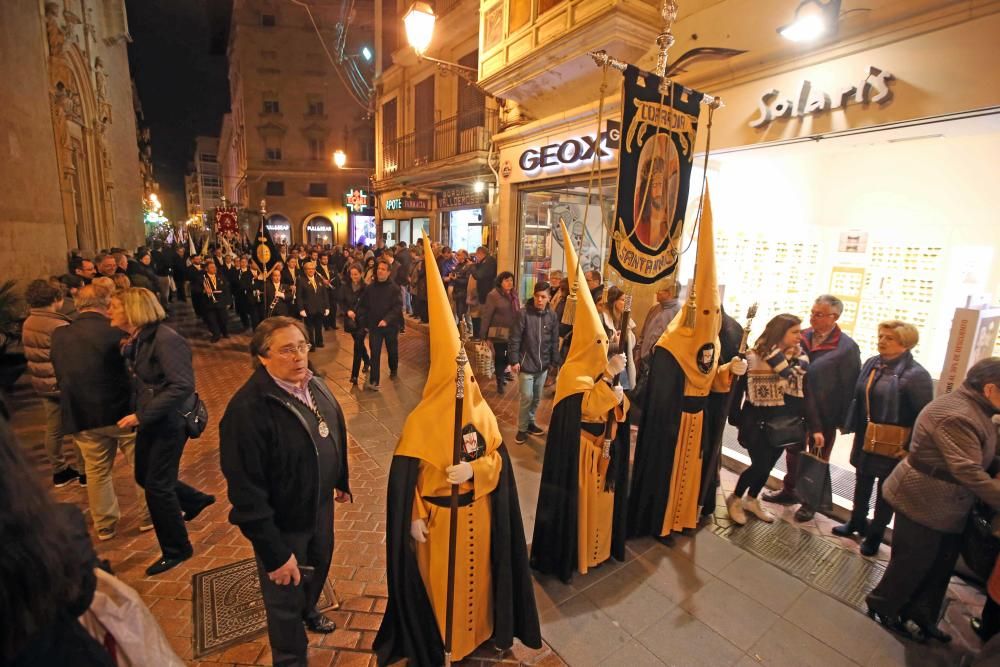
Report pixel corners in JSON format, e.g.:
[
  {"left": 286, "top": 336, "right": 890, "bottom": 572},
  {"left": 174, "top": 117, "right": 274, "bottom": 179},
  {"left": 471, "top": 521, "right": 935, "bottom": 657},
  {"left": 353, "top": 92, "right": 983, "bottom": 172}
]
[{"left": 6, "top": 303, "right": 988, "bottom": 666}]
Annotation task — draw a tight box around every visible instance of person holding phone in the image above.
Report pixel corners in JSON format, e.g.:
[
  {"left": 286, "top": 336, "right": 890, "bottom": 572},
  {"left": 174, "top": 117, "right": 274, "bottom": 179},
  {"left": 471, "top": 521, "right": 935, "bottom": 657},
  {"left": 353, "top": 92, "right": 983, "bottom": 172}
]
[{"left": 220, "top": 317, "right": 352, "bottom": 666}]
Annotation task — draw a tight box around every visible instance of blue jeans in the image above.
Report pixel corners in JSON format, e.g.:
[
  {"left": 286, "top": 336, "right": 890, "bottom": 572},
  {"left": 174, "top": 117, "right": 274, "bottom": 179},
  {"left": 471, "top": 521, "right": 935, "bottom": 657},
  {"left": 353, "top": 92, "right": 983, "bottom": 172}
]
[
  {"left": 517, "top": 370, "right": 547, "bottom": 431},
  {"left": 401, "top": 285, "right": 412, "bottom": 314}
]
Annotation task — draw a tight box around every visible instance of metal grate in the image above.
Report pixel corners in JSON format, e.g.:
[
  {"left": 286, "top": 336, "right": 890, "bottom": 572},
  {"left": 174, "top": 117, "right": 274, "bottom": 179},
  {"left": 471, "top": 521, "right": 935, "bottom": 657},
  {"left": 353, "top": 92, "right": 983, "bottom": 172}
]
[{"left": 710, "top": 519, "right": 885, "bottom": 613}]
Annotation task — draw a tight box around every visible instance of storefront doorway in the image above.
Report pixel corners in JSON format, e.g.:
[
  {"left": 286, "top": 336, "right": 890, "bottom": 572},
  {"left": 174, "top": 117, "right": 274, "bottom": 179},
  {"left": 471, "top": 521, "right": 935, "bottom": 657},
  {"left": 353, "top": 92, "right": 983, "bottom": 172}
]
[
  {"left": 266, "top": 214, "right": 291, "bottom": 245},
  {"left": 447, "top": 208, "right": 485, "bottom": 254},
  {"left": 304, "top": 216, "right": 333, "bottom": 247}
]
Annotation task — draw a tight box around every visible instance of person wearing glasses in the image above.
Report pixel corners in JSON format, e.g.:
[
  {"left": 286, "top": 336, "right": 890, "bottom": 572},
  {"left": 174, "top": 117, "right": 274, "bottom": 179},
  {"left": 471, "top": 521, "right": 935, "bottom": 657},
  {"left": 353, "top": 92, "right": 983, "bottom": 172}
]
[
  {"left": 220, "top": 317, "right": 351, "bottom": 666},
  {"left": 764, "top": 295, "right": 861, "bottom": 521}
]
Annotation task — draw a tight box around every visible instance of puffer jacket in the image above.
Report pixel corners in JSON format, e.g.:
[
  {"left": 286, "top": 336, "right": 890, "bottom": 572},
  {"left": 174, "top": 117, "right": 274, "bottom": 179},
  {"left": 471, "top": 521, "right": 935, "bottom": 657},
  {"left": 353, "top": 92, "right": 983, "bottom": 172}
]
[
  {"left": 882, "top": 383, "right": 1000, "bottom": 533},
  {"left": 22, "top": 309, "right": 72, "bottom": 397}
]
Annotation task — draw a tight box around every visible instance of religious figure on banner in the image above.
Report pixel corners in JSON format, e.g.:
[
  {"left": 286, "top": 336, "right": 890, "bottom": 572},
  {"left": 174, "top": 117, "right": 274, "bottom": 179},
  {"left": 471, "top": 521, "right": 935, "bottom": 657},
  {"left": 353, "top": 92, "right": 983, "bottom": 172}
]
[{"left": 610, "top": 65, "right": 704, "bottom": 284}]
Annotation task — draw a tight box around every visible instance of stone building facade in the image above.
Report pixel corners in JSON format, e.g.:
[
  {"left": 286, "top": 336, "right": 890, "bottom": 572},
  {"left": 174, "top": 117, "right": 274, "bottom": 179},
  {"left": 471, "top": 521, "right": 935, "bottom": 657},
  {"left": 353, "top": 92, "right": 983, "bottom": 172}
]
[{"left": 0, "top": 0, "right": 144, "bottom": 286}]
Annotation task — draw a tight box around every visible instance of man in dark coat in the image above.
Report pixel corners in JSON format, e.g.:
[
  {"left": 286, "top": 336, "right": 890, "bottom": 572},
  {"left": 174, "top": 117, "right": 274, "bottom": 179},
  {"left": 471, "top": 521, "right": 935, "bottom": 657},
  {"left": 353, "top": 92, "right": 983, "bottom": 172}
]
[
  {"left": 171, "top": 245, "right": 188, "bottom": 301},
  {"left": 359, "top": 259, "right": 403, "bottom": 389},
  {"left": 473, "top": 246, "right": 497, "bottom": 306},
  {"left": 220, "top": 317, "right": 351, "bottom": 667},
  {"left": 232, "top": 256, "right": 257, "bottom": 330},
  {"left": 316, "top": 254, "right": 339, "bottom": 330},
  {"left": 296, "top": 261, "right": 331, "bottom": 349},
  {"left": 764, "top": 294, "right": 861, "bottom": 520},
  {"left": 186, "top": 254, "right": 208, "bottom": 321},
  {"left": 50, "top": 283, "right": 148, "bottom": 540}
]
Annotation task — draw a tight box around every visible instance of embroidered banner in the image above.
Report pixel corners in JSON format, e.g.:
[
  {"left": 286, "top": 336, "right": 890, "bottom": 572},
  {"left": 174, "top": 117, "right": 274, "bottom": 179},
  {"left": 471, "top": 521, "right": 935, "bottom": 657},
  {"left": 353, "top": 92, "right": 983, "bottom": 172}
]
[{"left": 610, "top": 66, "right": 704, "bottom": 283}]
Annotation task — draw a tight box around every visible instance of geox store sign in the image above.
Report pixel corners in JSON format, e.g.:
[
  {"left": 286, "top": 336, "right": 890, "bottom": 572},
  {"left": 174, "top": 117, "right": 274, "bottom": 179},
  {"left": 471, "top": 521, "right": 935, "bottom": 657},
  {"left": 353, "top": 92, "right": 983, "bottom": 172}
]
[
  {"left": 518, "top": 120, "right": 621, "bottom": 173},
  {"left": 749, "top": 66, "right": 895, "bottom": 128}
]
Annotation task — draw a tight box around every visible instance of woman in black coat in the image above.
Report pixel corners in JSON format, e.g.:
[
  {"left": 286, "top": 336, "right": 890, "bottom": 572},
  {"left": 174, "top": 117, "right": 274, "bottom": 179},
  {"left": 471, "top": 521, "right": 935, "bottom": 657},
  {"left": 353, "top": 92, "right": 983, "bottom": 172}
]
[
  {"left": 111, "top": 288, "right": 214, "bottom": 576},
  {"left": 0, "top": 416, "right": 114, "bottom": 667},
  {"left": 833, "top": 321, "right": 933, "bottom": 555},
  {"left": 338, "top": 264, "right": 370, "bottom": 385}
]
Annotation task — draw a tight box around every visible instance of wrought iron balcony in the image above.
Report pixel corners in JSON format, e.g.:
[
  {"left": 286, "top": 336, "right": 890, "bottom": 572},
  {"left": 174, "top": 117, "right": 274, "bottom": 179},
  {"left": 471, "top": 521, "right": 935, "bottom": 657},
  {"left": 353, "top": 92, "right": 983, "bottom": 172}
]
[{"left": 380, "top": 108, "right": 498, "bottom": 179}]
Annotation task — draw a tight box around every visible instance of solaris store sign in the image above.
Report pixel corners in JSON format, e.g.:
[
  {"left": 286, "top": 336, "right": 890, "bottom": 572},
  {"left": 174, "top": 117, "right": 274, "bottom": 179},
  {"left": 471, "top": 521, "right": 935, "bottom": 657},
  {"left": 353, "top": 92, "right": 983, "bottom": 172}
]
[{"left": 749, "top": 66, "right": 894, "bottom": 128}]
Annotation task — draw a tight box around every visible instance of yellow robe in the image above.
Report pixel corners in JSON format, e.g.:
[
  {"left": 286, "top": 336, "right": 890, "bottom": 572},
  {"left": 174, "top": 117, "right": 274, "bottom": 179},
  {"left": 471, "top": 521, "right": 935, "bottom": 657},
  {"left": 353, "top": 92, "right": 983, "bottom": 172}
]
[
  {"left": 412, "top": 452, "right": 502, "bottom": 662},
  {"left": 660, "top": 369, "right": 733, "bottom": 536},
  {"left": 577, "top": 382, "right": 628, "bottom": 574}
]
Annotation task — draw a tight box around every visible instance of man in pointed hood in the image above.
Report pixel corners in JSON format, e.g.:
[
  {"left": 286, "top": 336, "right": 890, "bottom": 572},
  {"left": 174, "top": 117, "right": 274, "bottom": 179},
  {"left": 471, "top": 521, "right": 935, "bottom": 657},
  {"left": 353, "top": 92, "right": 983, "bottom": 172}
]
[
  {"left": 627, "top": 190, "right": 747, "bottom": 540},
  {"left": 374, "top": 237, "right": 540, "bottom": 666},
  {"left": 530, "top": 222, "right": 631, "bottom": 583}
]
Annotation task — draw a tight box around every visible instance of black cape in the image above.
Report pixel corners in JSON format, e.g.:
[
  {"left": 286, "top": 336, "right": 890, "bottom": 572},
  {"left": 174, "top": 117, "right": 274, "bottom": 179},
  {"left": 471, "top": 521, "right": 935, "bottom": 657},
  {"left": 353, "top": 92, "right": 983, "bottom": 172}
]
[
  {"left": 529, "top": 393, "right": 631, "bottom": 583},
  {"left": 374, "top": 445, "right": 541, "bottom": 667}
]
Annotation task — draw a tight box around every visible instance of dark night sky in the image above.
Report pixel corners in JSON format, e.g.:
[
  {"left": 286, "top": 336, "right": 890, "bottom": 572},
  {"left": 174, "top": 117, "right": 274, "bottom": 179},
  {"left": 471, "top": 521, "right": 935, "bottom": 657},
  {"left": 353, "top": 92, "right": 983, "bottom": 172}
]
[{"left": 125, "top": 0, "right": 232, "bottom": 219}]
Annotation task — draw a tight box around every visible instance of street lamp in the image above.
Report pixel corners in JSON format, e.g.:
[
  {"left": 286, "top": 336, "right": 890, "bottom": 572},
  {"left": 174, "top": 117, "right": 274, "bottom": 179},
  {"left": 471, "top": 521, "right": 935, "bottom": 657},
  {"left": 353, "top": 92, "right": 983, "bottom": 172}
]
[
  {"left": 333, "top": 149, "right": 347, "bottom": 169},
  {"left": 403, "top": 2, "right": 436, "bottom": 55},
  {"left": 778, "top": 0, "right": 841, "bottom": 42}
]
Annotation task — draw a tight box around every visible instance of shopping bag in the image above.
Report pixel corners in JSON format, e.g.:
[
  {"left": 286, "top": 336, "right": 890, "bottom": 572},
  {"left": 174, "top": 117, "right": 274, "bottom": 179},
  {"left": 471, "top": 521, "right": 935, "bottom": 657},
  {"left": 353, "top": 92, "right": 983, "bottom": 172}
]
[
  {"left": 795, "top": 448, "right": 833, "bottom": 511},
  {"left": 475, "top": 341, "right": 495, "bottom": 379},
  {"left": 78, "top": 568, "right": 185, "bottom": 667}
]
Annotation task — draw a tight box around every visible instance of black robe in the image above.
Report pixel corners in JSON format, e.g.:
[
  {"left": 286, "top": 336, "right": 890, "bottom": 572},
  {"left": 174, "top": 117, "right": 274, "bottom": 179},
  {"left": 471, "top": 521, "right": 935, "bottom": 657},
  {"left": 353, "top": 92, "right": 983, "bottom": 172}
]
[
  {"left": 698, "top": 313, "right": 743, "bottom": 517},
  {"left": 374, "top": 445, "right": 541, "bottom": 667},
  {"left": 529, "top": 393, "right": 631, "bottom": 583}
]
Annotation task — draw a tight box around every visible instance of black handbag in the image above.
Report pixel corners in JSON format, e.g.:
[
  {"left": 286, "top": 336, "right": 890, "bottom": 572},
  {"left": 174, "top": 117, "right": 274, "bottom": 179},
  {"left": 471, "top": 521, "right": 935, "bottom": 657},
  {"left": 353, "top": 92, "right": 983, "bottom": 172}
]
[
  {"left": 761, "top": 414, "right": 806, "bottom": 448},
  {"left": 180, "top": 393, "right": 209, "bottom": 439},
  {"left": 961, "top": 502, "right": 1000, "bottom": 581}
]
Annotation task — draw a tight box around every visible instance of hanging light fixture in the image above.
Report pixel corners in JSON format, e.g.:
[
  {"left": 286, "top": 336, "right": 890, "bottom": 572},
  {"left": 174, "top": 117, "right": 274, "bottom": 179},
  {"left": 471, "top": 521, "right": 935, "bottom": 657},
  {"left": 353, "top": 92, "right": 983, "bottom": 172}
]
[
  {"left": 332, "top": 149, "right": 347, "bottom": 169},
  {"left": 403, "top": 2, "right": 436, "bottom": 55},
  {"left": 778, "top": 0, "right": 841, "bottom": 42}
]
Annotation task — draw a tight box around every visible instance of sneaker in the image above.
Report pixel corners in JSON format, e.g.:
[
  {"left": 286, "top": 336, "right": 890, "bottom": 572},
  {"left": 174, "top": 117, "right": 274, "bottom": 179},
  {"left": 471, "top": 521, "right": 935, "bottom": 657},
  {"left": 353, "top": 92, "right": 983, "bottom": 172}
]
[
  {"left": 526, "top": 423, "right": 545, "bottom": 436},
  {"left": 725, "top": 493, "right": 747, "bottom": 525},
  {"left": 139, "top": 517, "right": 155, "bottom": 532},
  {"left": 97, "top": 525, "right": 117, "bottom": 541},
  {"left": 514, "top": 431, "right": 528, "bottom": 444},
  {"left": 743, "top": 496, "right": 775, "bottom": 522},
  {"left": 53, "top": 467, "right": 82, "bottom": 488}
]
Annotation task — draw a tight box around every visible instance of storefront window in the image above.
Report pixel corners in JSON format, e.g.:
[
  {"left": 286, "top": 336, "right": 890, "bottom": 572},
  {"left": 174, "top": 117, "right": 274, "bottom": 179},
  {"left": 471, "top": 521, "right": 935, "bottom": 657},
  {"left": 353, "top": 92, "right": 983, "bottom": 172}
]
[
  {"left": 400, "top": 219, "right": 412, "bottom": 246},
  {"left": 350, "top": 214, "right": 377, "bottom": 246},
  {"left": 449, "top": 208, "right": 484, "bottom": 253},
  {"left": 305, "top": 216, "right": 333, "bottom": 247},
  {"left": 517, "top": 180, "right": 615, "bottom": 302},
  {"left": 266, "top": 214, "right": 291, "bottom": 246},
  {"left": 412, "top": 217, "right": 431, "bottom": 244},
  {"left": 383, "top": 219, "right": 398, "bottom": 246}
]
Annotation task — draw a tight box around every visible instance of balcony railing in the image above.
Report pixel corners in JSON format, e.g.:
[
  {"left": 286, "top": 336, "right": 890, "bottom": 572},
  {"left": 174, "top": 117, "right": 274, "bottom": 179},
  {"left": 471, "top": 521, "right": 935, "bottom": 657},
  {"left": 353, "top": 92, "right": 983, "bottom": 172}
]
[{"left": 381, "top": 109, "right": 497, "bottom": 178}]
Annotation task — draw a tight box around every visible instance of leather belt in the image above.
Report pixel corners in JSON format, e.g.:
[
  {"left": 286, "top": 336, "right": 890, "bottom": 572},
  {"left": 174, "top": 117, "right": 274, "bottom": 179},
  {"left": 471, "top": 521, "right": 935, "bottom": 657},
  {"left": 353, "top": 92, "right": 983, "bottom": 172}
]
[
  {"left": 909, "top": 457, "right": 959, "bottom": 485},
  {"left": 423, "top": 491, "right": 474, "bottom": 508}
]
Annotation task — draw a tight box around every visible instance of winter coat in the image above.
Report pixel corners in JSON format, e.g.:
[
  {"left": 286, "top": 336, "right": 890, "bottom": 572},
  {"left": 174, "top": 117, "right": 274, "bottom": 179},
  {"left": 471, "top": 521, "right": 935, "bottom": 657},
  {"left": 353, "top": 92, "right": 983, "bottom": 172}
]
[
  {"left": 882, "top": 383, "right": 1000, "bottom": 534},
  {"left": 22, "top": 309, "right": 71, "bottom": 397},
  {"left": 359, "top": 278, "right": 403, "bottom": 331},
  {"left": 473, "top": 255, "right": 497, "bottom": 305},
  {"left": 124, "top": 322, "right": 194, "bottom": 430},
  {"left": 508, "top": 302, "right": 559, "bottom": 374},
  {"left": 480, "top": 288, "right": 519, "bottom": 340},
  {"left": 844, "top": 352, "right": 933, "bottom": 475},
  {"left": 799, "top": 326, "right": 861, "bottom": 431},
  {"left": 50, "top": 312, "right": 131, "bottom": 433},
  {"left": 338, "top": 281, "right": 366, "bottom": 333}
]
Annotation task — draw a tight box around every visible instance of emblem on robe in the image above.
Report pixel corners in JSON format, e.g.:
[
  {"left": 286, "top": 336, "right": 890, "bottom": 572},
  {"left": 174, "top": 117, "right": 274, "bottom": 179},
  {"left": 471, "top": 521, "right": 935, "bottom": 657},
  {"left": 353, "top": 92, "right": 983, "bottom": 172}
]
[
  {"left": 696, "top": 343, "right": 716, "bottom": 374},
  {"left": 461, "top": 424, "right": 486, "bottom": 462}
]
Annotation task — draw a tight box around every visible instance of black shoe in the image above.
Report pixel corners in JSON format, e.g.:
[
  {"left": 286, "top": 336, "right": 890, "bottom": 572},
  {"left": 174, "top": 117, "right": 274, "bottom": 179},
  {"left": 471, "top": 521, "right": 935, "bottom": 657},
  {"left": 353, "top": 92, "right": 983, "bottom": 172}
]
[
  {"left": 79, "top": 474, "right": 87, "bottom": 487},
  {"left": 794, "top": 506, "right": 815, "bottom": 522},
  {"left": 210, "top": 335, "right": 221, "bottom": 343},
  {"left": 832, "top": 519, "right": 868, "bottom": 538},
  {"left": 514, "top": 431, "right": 527, "bottom": 444},
  {"left": 304, "top": 612, "right": 336, "bottom": 634},
  {"left": 867, "top": 608, "right": 926, "bottom": 643},
  {"left": 762, "top": 489, "right": 798, "bottom": 505},
  {"left": 527, "top": 423, "right": 545, "bottom": 436},
  {"left": 497, "top": 382, "right": 506, "bottom": 396},
  {"left": 389, "top": 370, "right": 398, "bottom": 379},
  {"left": 859, "top": 532, "right": 882, "bottom": 557},
  {"left": 350, "top": 376, "right": 358, "bottom": 385},
  {"left": 316, "top": 343, "right": 325, "bottom": 348},
  {"left": 145, "top": 550, "right": 193, "bottom": 576},
  {"left": 918, "top": 624, "right": 951, "bottom": 643},
  {"left": 53, "top": 467, "right": 82, "bottom": 488},
  {"left": 183, "top": 495, "right": 216, "bottom": 522}
]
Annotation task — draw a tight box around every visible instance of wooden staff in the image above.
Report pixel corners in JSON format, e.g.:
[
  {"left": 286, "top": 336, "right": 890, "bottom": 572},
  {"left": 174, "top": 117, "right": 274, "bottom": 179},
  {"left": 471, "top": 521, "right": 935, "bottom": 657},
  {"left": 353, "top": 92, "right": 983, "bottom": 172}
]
[
  {"left": 697, "top": 302, "right": 757, "bottom": 514},
  {"left": 445, "top": 321, "right": 470, "bottom": 667}
]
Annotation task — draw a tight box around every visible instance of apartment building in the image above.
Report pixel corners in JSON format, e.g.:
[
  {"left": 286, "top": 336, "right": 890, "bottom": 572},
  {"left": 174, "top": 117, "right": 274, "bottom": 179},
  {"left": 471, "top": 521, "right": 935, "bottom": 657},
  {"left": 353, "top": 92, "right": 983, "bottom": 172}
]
[{"left": 185, "top": 135, "right": 223, "bottom": 220}]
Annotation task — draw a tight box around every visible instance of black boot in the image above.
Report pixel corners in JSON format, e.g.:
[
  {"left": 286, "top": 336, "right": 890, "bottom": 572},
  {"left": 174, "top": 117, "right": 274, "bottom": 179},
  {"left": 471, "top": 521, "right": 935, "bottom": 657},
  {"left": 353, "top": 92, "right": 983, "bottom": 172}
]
[
  {"left": 496, "top": 378, "right": 506, "bottom": 396},
  {"left": 832, "top": 516, "right": 869, "bottom": 538}
]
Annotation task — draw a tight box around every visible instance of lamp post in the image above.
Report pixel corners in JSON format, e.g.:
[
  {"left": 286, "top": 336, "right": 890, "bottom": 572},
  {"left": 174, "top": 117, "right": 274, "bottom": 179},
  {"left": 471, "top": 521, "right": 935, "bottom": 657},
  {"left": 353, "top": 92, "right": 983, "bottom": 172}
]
[{"left": 402, "top": 2, "right": 488, "bottom": 88}]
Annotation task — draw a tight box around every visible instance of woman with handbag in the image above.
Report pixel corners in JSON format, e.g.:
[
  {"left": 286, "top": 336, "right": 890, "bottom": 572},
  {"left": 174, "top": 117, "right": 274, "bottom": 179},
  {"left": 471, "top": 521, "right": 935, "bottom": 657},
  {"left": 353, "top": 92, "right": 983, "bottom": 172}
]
[
  {"left": 726, "top": 313, "right": 821, "bottom": 525},
  {"left": 339, "top": 264, "right": 370, "bottom": 385},
  {"left": 833, "top": 321, "right": 932, "bottom": 555},
  {"left": 479, "top": 272, "right": 519, "bottom": 395},
  {"left": 110, "top": 288, "right": 214, "bottom": 576}
]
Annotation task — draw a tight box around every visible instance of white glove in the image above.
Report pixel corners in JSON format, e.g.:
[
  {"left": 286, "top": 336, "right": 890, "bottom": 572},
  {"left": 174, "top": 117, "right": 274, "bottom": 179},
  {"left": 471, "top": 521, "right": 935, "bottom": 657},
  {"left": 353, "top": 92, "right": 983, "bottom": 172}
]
[
  {"left": 299, "top": 310, "right": 307, "bottom": 318},
  {"left": 446, "top": 461, "right": 474, "bottom": 484},
  {"left": 729, "top": 356, "right": 748, "bottom": 376},
  {"left": 605, "top": 353, "right": 627, "bottom": 378},
  {"left": 323, "top": 309, "right": 330, "bottom": 316},
  {"left": 612, "top": 385, "right": 625, "bottom": 404},
  {"left": 410, "top": 518, "right": 429, "bottom": 543}
]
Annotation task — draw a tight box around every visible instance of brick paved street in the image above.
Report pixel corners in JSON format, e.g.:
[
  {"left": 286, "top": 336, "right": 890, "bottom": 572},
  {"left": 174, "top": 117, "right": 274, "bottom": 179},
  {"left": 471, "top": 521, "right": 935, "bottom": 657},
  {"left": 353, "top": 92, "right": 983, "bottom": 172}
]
[{"left": 5, "top": 303, "right": 989, "bottom": 666}]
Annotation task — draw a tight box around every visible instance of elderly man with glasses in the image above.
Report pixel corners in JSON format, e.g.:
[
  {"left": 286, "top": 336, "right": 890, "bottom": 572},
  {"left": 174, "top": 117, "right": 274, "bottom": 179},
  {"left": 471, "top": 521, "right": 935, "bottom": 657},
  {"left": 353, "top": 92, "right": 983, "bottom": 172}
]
[
  {"left": 764, "top": 294, "right": 861, "bottom": 521},
  {"left": 220, "top": 317, "right": 351, "bottom": 666}
]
